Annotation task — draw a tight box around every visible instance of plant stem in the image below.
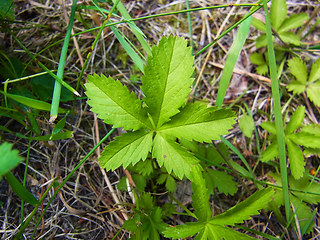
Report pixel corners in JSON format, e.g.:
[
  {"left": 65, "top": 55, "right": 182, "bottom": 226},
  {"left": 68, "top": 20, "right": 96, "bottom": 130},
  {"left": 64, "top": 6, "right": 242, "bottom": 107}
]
[
  {"left": 263, "top": 0, "right": 290, "bottom": 222},
  {"left": 49, "top": 0, "right": 78, "bottom": 123}
]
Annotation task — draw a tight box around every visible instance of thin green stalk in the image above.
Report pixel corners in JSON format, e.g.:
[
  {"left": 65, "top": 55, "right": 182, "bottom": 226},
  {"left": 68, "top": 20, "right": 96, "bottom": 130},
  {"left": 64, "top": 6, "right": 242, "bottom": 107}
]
[
  {"left": 2, "top": 70, "right": 56, "bottom": 84},
  {"left": 21, "top": 133, "right": 32, "bottom": 226},
  {"left": 215, "top": 16, "right": 252, "bottom": 108},
  {"left": 243, "top": 102, "right": 261, "bottom": 155},
  {"left": 30, "top": 128, "right": 115, "bottom": 239},
  {"left": 112, "top": 0, "right": 152, "bottom": 55},
  {"left": 26, "top": 4, "right": 262, "bottom": 75},
  {"left": 185, "top": 0, "right": 193, "bottom": 55},
  {"left": 220, "top": 136, "right": 254, "bottom": 178},
  {"left": 168, "top": 193, "right": 197, "bottom": 219},
  {"left": 5, "top": 28, "right": 79, "bottom": 97},
  {"left": 14, "top": 179, "right": 56, "bottom": 240},
  {"left": 263, "top": 0, "right": 290, "bottom": 221},
  {"left": 76, "top": 0, "right": 122, "bottom": 91},
  {"left": 196, "top": 4, "right": 262, "bottom": 57},
  {"left": 50, "top": 0, "right": 78, "bottom": 123}
]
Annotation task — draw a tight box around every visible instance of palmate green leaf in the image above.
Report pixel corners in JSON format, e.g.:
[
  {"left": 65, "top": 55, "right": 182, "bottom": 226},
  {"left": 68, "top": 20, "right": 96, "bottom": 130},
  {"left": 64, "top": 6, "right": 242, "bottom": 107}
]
[
  {"left": 307, "top": 81, "right": 320, "bottom": 107},
  {"left": 288, "top": 57, "right": 308, "bottom": 84},
  {"left": 204, "top": 169, "right": 238, "bottom": 196},
  {"left": 260, "top": 121, "right": 277, "bottom": 134},
  {"left": 268, "top": 172, "right": 320, "bottom": 233},
  {"left": 249, "top": 52, "right": 265, "bottom": 65},
  {"left": 288, "top": 132, "right": 320, "bottom": 148},
  {"left": 99, "top": 130, "right": 153, "bottom": 170},
  {"left": 191, "top": 167, "right": 211, "bottom": 222},
  {"left": 203, "top": 224, "right": 256, "bottom": 240},
  {"left": 261, "top": 142, "right": 279, "bottom": 163},
  {"left": 210, "top": 188, "right": 274, "bottom": 226},
  {"left": 270, "top": 0, "right": 287, "bottom": 31},
  {"left": 164, "top": 222, "right": 255, "bottom": 240},
  {"left": 239, "top": 113, "right": 254, "bottom": 138},
  {"left": 309, "top": 57, "right": 320, "bottom": 83},
  {"left": 287, "top": 80, "right": 306, "bottom": 95},
  {"left": 159, "top": 102, "right": 235, "bottom": 143},
  {"left": 279, "top": 32, "right": 301, "bottom": 45},
  {"left": 279, "top": 13, "right": 309, "bottom": 33},
  {"left": 86, "top": 74, "right": 151, "bottom": 130},
  {"left": 286, "top": 106, "right": 305, "bottom": 134},
  {"left": 163, "top": 222, "right": 205, "bottom": 239},
  {"left": 256, "top": 34, "right": 267, "bottom": 48},
  {"left": 290, "top": 174, "right": 320, "bottom": 205},
  {"left": 141, "top": 35, "right": 194, "bottom": 128},
  {"left": 257, "top": 64, "right": 269, "bottom": 75},
  {"left": 0, "top": 142, "right": 24, "bottom": 180},
  {"left": 252, "top": 17, "right": 266, "bottom": 32},
  {"left": 286, "top": 139, "right": 304, "bottom": 179},
  {"left": 152, "top": 132, "right": 199, "bottom": 179},
  {"left": 301, "top": 123, "right": 320, "bottom": 135}
]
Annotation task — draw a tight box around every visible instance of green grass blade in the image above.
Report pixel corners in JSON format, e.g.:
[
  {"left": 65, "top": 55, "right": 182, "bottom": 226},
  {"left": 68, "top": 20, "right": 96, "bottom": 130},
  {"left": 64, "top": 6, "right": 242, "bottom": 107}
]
[
  {"left": 5, "top": 172, "right": 39, "bottom": 206},
  {"left": 109, "top": 23, "right": 145, "bottom": 72},
  {"left": 220, "top": 136, "right": 254, "bottom": 178},
  {"left": 112, "top": 0, "right": 151, "bottom": 55},
  {"left": 0, "top": 91, "right": 66, "bottom": 113},
  {"left": 263, "top": 0, "right": 290, "bottom": 221},
  {"left": 4, "top": 27, "right": 79, "bottom": 97},
  {"left": 185, "top": 0, "right": 194, "bottom": 55},
  {"left": 50, "top": 0, "right": 77, "bottom": 123},
  {"left": 21, "top": 134, "right": 32, "bottom": 225},
  {"left": 196, "top": 4, "right": 262, "bottom": 57},
  {"left": 14, "top": 179, "right": 56, "bottom": 239},
  {"left": 216, "top": 16, "right": 252, "bottom": 108}
]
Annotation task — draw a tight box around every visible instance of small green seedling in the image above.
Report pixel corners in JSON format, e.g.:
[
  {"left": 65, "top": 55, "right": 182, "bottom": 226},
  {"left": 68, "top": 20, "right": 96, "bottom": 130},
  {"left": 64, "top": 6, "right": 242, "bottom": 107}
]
[
  {"left": 287, "top": 57, "right": 320, "bottom": 107},
  {"left": 267, "top": 172, "right": 320, "bottom": 236},
  {"left": 252, "top": 0, "right": 309, "bottom": 47},
  {"left": 250, "top": 0, "right": 309, "bottom": 75},
  {"left": 163, "top": 167, "right": 275, "bottom": 239},
  {"left": 260, "top": 106, "right": 320, "bottom": 179},
  {"left": 85, "top": 35, "right": 235, "bottom": 179}
]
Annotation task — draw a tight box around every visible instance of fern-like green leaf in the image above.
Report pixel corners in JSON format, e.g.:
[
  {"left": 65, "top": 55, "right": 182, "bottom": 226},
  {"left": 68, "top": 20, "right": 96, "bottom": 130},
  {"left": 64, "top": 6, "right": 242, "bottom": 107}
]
[
  {"left": 206, "top": 224, "right": 256, "bottom": 240},
  {"left": 286, "top": 106, "right": 305, "bottom": 134},
  {"left": 159, "top": 102, "right": 235, "bottom": 142},
  {"left": 309, "top": 57, "right": 320, "bottom": 83},
  {"left": 279, "top": 13, "right": 309, "bottom": 33},
  {"left": 279, "top": 32, "right": 301, "bottom": 45},
  {"left": 86, "top": 74, "right": 151, "bottom": 130},
  {"left": 163, "top": 222, "right": 205, "bottom": 239},
  {"left": 210, "top": 188, "right": 274, "bottom": 226},
  {"left": 99, "top": 130, "right": 153, "bottom": 170},
  {"left": 286, "top": 139, "right": 304, "bottom": 179},
  {"left": 288, "top": 132, "right": 320, "bottom": 148},
  {"left": 141, "top": 35, "right": 194, "bottom": 128},
  {"left": 191, "top": 167, "right": 211, "bottom": 222},
  {"left": 152, "top": 132, "right": 198, "bottom": 179},
  {"left": 288, "top": 57, "right": 308, "bottom": 84},
  {"left": 287, "top": 81, "right": 306, "bottom": 95},
  {"left": 270, "top": 0, "right": 287, "bottom": 31},
  {"left": 204, "top": 169, "right": 238, "bottom": 196},
  {"left": 307, "top": 81, "right": 320, "bottom": 107},
  {"left": 261, "top": 141, "right": 279, "bottom": 162},
  {"left": 0, "top": 142, "right": 24, "bottom": 180},
  {"left": 260, "top": 121, "right": 277, "bottom": 135}
]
